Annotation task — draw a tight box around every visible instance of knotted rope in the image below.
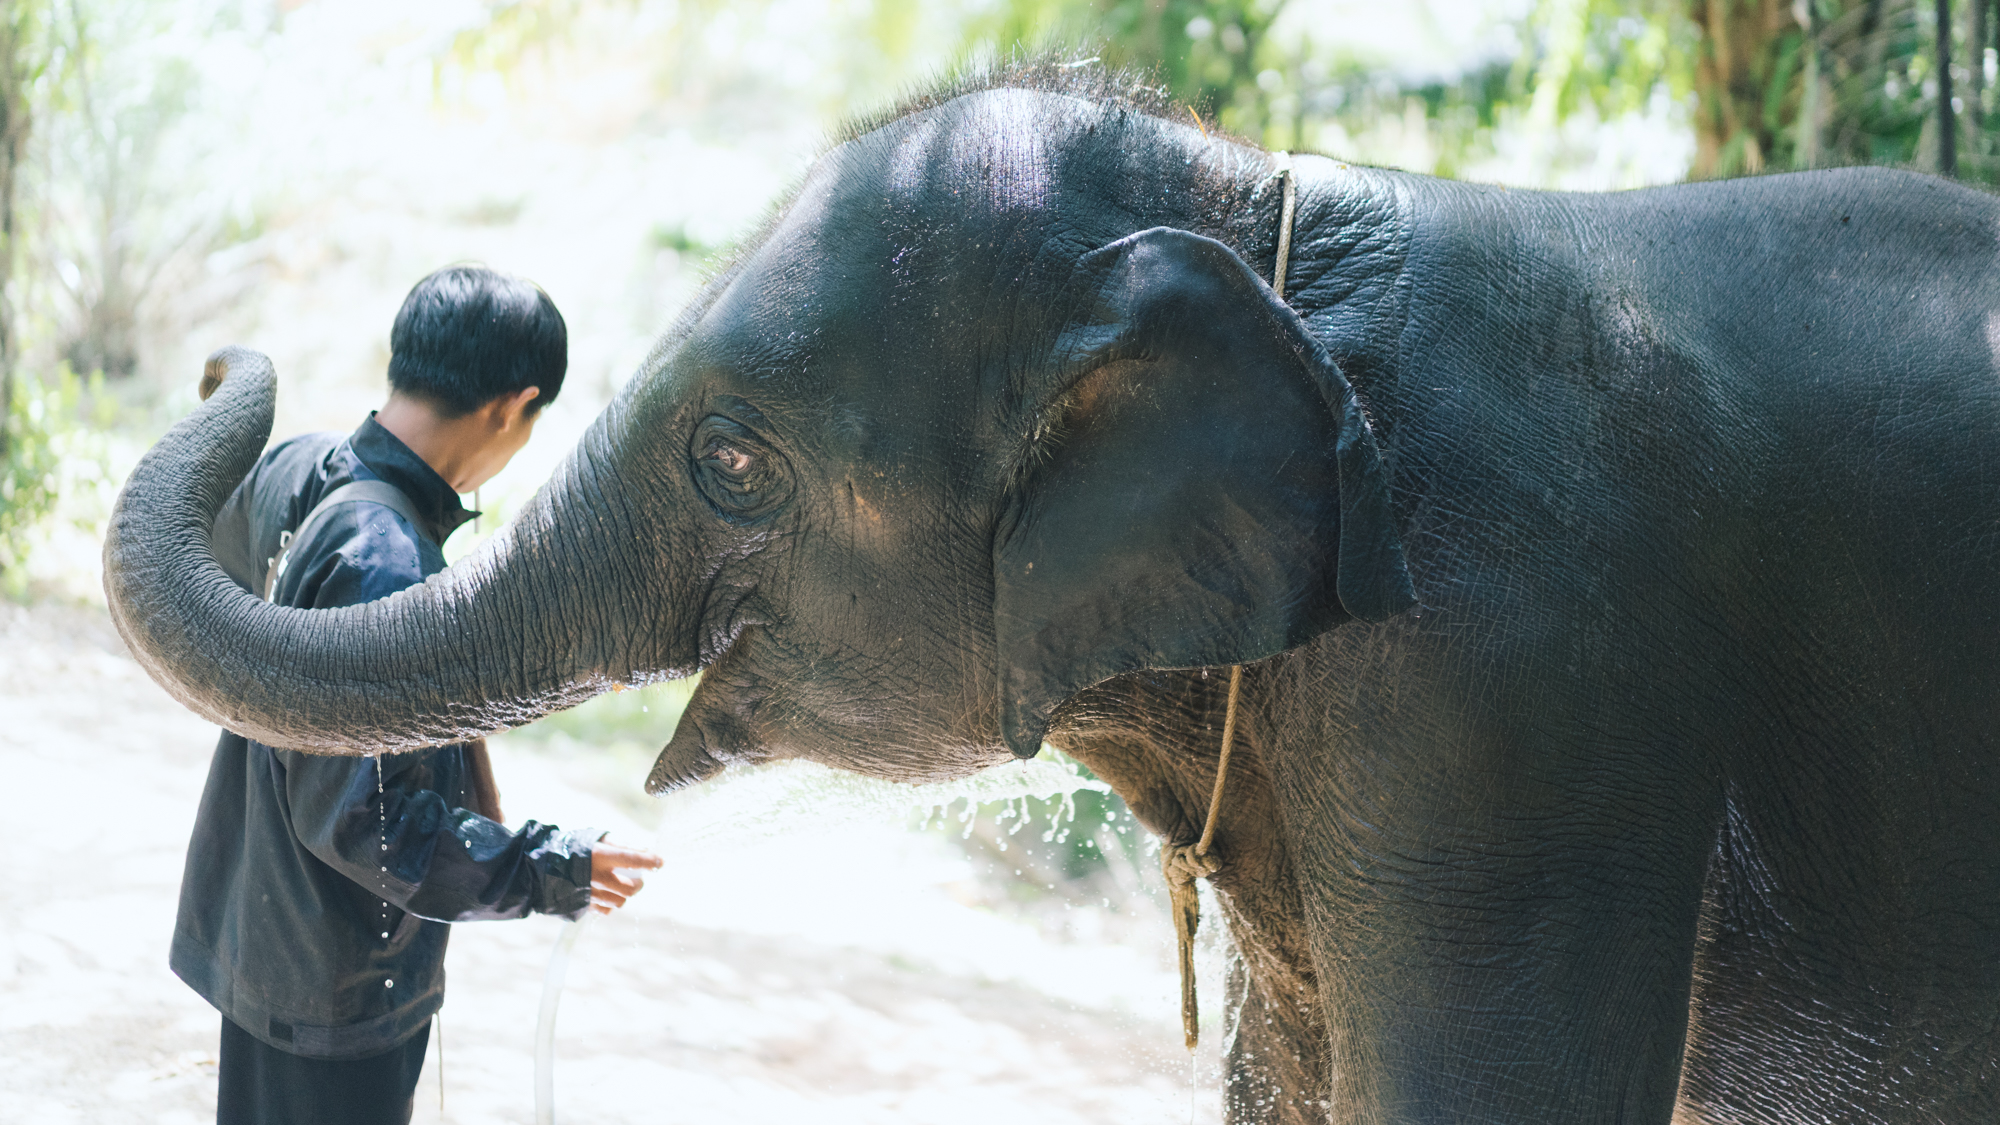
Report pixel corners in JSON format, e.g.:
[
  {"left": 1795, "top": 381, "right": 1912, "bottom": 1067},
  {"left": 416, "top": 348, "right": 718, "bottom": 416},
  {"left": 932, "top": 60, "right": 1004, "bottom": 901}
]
[
  {"left": 1162, "top": 664, "right": 1240, "bottom": 1050},
  {"left": 1160, "top": 151, "right": 1297, "bottom": 1054}
]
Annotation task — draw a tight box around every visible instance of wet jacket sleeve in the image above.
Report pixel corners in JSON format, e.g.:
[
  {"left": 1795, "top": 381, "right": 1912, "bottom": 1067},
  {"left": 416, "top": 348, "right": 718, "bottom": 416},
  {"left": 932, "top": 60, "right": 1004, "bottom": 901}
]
[
  {"left": 273, "top": 504, "right": 596, "bottom": 923},
  {"left": 280, "top": 749, "right": 596, "bottom": 923}
]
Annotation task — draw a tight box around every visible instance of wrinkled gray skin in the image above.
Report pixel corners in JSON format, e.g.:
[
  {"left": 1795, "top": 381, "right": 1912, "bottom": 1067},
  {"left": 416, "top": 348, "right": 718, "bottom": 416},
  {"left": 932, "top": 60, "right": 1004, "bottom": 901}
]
[{"left": 107, "top": 71, "right": 2000, "bottom": 1123}]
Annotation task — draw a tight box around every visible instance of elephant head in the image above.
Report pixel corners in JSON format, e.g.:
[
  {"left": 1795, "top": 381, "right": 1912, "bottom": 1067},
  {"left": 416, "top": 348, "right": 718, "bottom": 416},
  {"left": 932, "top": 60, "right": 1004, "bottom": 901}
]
[{"left": 105, "top": 72, "right": 1413, "bottom": 796}]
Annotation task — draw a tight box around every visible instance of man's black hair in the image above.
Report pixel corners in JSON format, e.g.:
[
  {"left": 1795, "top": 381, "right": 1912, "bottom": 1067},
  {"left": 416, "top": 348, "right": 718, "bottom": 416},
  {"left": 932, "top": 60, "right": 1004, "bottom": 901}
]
[{"left": 388, "top": 265, "right": 567, "bottom": 418}]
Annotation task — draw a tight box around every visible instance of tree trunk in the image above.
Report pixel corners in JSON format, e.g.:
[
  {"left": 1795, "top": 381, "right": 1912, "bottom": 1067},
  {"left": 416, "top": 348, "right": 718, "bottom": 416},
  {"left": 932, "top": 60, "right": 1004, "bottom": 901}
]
[
  {"left": 1972, "top": 0, "right": 1988, "bottom": 133},
  {"left": 1688, "top": 0, "right": 1804, "bottom": 178},
  {"left": 1938, "top": 0, "right": 1958, "bottom": 175}
]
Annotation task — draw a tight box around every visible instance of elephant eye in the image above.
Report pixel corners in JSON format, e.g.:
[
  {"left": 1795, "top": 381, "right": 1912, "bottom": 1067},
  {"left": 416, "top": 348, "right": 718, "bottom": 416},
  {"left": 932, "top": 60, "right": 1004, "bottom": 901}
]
[
  {"left": 704, "top": 440, "right": 756, "bottom": 478},
  {"left": 691, "top": 414, "right": 791, "bottom": 520}
]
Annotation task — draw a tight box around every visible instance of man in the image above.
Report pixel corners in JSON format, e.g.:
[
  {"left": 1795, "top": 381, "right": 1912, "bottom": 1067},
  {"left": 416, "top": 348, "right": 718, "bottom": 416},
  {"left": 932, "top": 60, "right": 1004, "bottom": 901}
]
[{"left": 173, "top": 264, "right": 663, "bottom": 1124}]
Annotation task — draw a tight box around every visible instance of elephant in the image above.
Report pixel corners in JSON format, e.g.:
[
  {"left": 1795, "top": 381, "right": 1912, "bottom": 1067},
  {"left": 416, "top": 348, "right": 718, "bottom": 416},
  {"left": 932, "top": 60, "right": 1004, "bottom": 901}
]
[{"left": 105, "top": 62, "right": 2000, "bottom": 1123}]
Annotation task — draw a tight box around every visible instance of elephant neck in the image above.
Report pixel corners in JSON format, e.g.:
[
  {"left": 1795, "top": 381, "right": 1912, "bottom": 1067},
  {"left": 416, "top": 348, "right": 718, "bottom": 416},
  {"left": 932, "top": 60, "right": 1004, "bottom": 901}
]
[
  {"left": 1048, "top": 669, "right": 1327, "bottom": 1108},
  {"left": 1086, "top": 117, "right": 1421, "bottom": 411},
  {"left": 1260, "top": 153, "right": 1417, "bottom": 402}
]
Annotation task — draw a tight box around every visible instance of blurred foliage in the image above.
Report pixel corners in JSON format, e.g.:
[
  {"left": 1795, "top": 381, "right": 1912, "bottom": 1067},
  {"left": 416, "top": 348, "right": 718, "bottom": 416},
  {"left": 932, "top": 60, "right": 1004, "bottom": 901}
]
[
  {"left": 963, "top": 0, "right": 1688, "bottom": 175},
  {"left": 489, "top": 676, "right": 699, "bottom": 818},
  {"left": 0, "top": 366, "right": 58, "bottom": 581},
  {"left": 962, "top": 0, "right": 1994, "bottom": 180},
  {"left": 1684, "top": 0, "right": 1993, "bottom": 179},
  {"left": 39, "top": 0, "right": 232, "bottom": 380},
  {"left": 436, "top": 0, "right": 588, "bottom": 89},
  {"left": 433, "top": 0, "right": 962, "bottom": 132},
  {"left": 507, "top": 675, "right": 699, "bottom": 748},
  {"left": 1, "top": 361, "right": 114, "bottom": 594},
  {"left": 938, "top": 773, "right": 1154, "bottom": 906},
  {"left": 1, "top": 0, "right": 259, "bottom": 590},
  {"left": 649, "top": 220, "right": 720, "bottom": 263},
  {"left": 966, "top": 0, "right": 1285, "bottom": 134},
  {"left": 0, "top": 0, "right": 52, "bottom": 586}
]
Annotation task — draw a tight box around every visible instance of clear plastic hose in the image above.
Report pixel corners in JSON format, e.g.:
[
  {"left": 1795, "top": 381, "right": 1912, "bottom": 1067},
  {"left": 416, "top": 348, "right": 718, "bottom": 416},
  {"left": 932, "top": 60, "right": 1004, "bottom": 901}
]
[{"left": 534, "top": 913, "right": 589, "bottom": 1125}]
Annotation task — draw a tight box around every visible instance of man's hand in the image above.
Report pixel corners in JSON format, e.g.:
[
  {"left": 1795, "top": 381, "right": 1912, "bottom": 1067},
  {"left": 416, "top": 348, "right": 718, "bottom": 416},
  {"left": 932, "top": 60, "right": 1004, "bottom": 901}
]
[{"left": 589, "top": 839, "right": 664, "bottom": 915}]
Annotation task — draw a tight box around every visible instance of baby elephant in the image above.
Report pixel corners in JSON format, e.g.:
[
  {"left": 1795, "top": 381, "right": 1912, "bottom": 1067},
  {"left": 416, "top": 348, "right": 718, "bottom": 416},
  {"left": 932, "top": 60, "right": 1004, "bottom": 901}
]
[{"left": 108, "top": 64, "right": 2000, "bottom": 1124}]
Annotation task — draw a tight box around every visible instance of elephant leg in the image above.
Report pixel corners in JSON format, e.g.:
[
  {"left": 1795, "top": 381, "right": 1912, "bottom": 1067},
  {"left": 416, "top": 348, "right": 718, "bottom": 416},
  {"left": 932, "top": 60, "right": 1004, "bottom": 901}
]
[
  {"left": 1305, "top": 806, "right": 1715, "bottom": 1122},
  {"left": 1676, "top": 750, "right": 2000, "bottom": 1122},
  {"left": 1219, "top": 927, "right": 1329, "bottom": 1125},
  {"left": 1270, "top": 700, "right": 1721, "bottom": 1124}
]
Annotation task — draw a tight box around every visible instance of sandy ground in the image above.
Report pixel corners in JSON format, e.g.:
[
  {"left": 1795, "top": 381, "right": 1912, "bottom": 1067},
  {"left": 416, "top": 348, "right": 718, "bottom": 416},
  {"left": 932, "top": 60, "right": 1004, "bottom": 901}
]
[{"left": 0, "top": 603, "right": 1227, "bottom": 1123}]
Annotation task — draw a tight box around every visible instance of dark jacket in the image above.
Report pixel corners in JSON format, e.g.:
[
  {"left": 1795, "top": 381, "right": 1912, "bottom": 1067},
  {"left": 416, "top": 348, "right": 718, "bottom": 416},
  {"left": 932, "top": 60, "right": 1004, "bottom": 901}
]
[{"left": 172, "top": 415, "right": 595, "bottom": 1060}]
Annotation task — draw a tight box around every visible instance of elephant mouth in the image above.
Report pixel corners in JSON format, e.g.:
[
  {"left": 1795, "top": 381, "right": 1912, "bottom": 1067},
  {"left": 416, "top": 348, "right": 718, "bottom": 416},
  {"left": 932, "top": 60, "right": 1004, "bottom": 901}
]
[
  {"left": 645, "top": 632, "right": 765, "bottom": 796},
  {"left": 645, "top": 726, "right": 725, "bottom": 794}
]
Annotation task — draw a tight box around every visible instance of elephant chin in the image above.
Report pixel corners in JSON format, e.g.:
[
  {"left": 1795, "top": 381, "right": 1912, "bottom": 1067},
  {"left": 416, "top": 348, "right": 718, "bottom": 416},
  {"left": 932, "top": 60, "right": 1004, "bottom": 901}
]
[{"left": 647, "top": 727, "right": 725, "bottom": 794}]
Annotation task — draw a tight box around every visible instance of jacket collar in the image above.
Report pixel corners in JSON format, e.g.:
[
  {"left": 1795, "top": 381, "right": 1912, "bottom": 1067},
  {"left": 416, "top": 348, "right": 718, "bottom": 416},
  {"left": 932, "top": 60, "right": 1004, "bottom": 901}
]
[{"left": 346, "top": 414, "right": 478, "bottom": 544}]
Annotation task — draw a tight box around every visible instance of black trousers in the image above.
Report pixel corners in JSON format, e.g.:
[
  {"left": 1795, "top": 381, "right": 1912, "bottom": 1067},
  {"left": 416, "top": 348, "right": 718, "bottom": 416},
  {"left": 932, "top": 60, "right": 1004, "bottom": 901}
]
[{"left": 217, "top": 1016, "right": 429, "bottom": 1125}]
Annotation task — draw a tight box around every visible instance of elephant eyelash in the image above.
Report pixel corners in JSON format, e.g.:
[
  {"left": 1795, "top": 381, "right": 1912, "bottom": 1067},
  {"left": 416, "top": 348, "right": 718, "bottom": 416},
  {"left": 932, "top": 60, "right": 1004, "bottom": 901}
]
[
  {"left": 998, "top": 388, "right": 1079, "bottom": 506},
  {"left": 1023, "top": 389, "right": 1077, "bottom": 462}
]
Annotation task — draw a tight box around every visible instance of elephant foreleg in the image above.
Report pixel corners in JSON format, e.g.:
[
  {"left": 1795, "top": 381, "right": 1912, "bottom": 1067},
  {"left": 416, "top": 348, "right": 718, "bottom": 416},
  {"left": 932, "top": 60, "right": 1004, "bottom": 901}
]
[{"left": 1220, "top": 920, "right": 1330, "bottom": 1124}]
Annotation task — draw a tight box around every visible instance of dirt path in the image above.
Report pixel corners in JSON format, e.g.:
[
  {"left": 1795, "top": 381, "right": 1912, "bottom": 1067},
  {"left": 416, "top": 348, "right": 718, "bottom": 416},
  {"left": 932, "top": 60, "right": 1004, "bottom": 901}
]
[{"left": 0, "top": 604, "right": 1224, "bottom": 1123}]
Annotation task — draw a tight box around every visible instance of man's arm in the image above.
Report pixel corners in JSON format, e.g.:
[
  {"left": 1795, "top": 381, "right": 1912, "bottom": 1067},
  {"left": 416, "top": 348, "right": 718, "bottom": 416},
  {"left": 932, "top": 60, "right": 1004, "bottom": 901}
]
[
  {"left": 282, "top": 747, "right": 600, "bottom": 923},
  {"left": 274, "top": 505, "right": 627, "bottom": 923}
]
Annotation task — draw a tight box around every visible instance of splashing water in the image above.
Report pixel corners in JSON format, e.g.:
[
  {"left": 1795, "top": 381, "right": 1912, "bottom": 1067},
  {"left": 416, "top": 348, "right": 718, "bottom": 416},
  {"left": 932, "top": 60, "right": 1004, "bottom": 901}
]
[
  {"left": 650, "top": 752, "right": 1111, "bottom": 853},
  {"left": 377, "top": 754, "right": 391, "bottom": 948},
  {"left": 1190, "top": 1050, "right": 1199, "bottom": 1125},
  {"left": 532, "top": 752, "right": 1114, "bottom": 1124},
  {"left": 534, "top": 913, "right": 588, "bottom": 1125}
]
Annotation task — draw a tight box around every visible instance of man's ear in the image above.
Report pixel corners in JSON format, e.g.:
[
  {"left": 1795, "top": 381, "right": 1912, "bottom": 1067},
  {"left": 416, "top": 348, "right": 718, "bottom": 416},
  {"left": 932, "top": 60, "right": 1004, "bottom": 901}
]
[
  {"left": 994, "top": 227, "right": 1413, "bottom": 756},
  {"left": 501, "top": 385, "right": 541, "bottom": 429}
]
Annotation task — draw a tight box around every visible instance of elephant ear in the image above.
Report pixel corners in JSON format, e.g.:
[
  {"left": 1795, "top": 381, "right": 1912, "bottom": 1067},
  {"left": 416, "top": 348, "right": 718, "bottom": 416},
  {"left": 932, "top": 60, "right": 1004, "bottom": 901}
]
[{"left": 993, "top": 227, "right": 1413, "bottom": 757}]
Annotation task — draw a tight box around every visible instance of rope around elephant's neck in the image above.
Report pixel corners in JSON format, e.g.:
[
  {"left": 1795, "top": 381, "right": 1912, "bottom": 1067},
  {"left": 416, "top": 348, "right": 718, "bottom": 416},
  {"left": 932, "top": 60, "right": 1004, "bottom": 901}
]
[
  {"left": 1270, "top": 150, "right": 1297, "bottom": 302},
  {"left": 1195, "top": 665, "right": 1242, "bottom": 857},
  {"left": 1163, "top": 151, "right": 1296, "bottom": 1055},
  {"left": 1163, "top": 666, "right": 1237, "bottom": 1053}
]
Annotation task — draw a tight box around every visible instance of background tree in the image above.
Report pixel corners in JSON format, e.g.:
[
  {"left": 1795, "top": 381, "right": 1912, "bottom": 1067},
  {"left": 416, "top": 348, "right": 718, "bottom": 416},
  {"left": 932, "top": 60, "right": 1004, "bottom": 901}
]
[
  {"left": 1683, "top": 0, "right": 1961, "bottom": 178},
  {"left": 0, "top": 0, "right": 51, "bottom": 577},
  {"left": 41, "top": 0, "right": 214, "bottom": 381},
  {"left": 0, "top": 3, "right": 36, "bottom": 442},
  {"left": 967, "top": 0, "right": 1287, "bottom": 134},
  {"left": 1, "top": 0, "right": 228, "bottom": 585},
  {"left": 966, "top": 0, "right": 1994, "bottom": 181},
  {"left": 1659, "top": 0, "right": 1994, "bottom": 177}
]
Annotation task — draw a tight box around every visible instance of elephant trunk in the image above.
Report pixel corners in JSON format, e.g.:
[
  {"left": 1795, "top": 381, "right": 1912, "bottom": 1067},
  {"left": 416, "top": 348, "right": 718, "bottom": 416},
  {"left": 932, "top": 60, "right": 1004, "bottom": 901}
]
[{"left": 103, "top": 347, "right": 692, "bottom": 753}]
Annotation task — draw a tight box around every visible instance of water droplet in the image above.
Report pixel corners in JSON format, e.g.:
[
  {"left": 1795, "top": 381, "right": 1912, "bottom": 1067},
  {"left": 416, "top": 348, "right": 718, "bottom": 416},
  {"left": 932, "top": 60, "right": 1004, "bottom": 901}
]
[
  {"left": 385, "top": 979, "right": 394, "bottom": 989},
  {"left": 381, "top": 932, "right": 389, "bottom": 940}
]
